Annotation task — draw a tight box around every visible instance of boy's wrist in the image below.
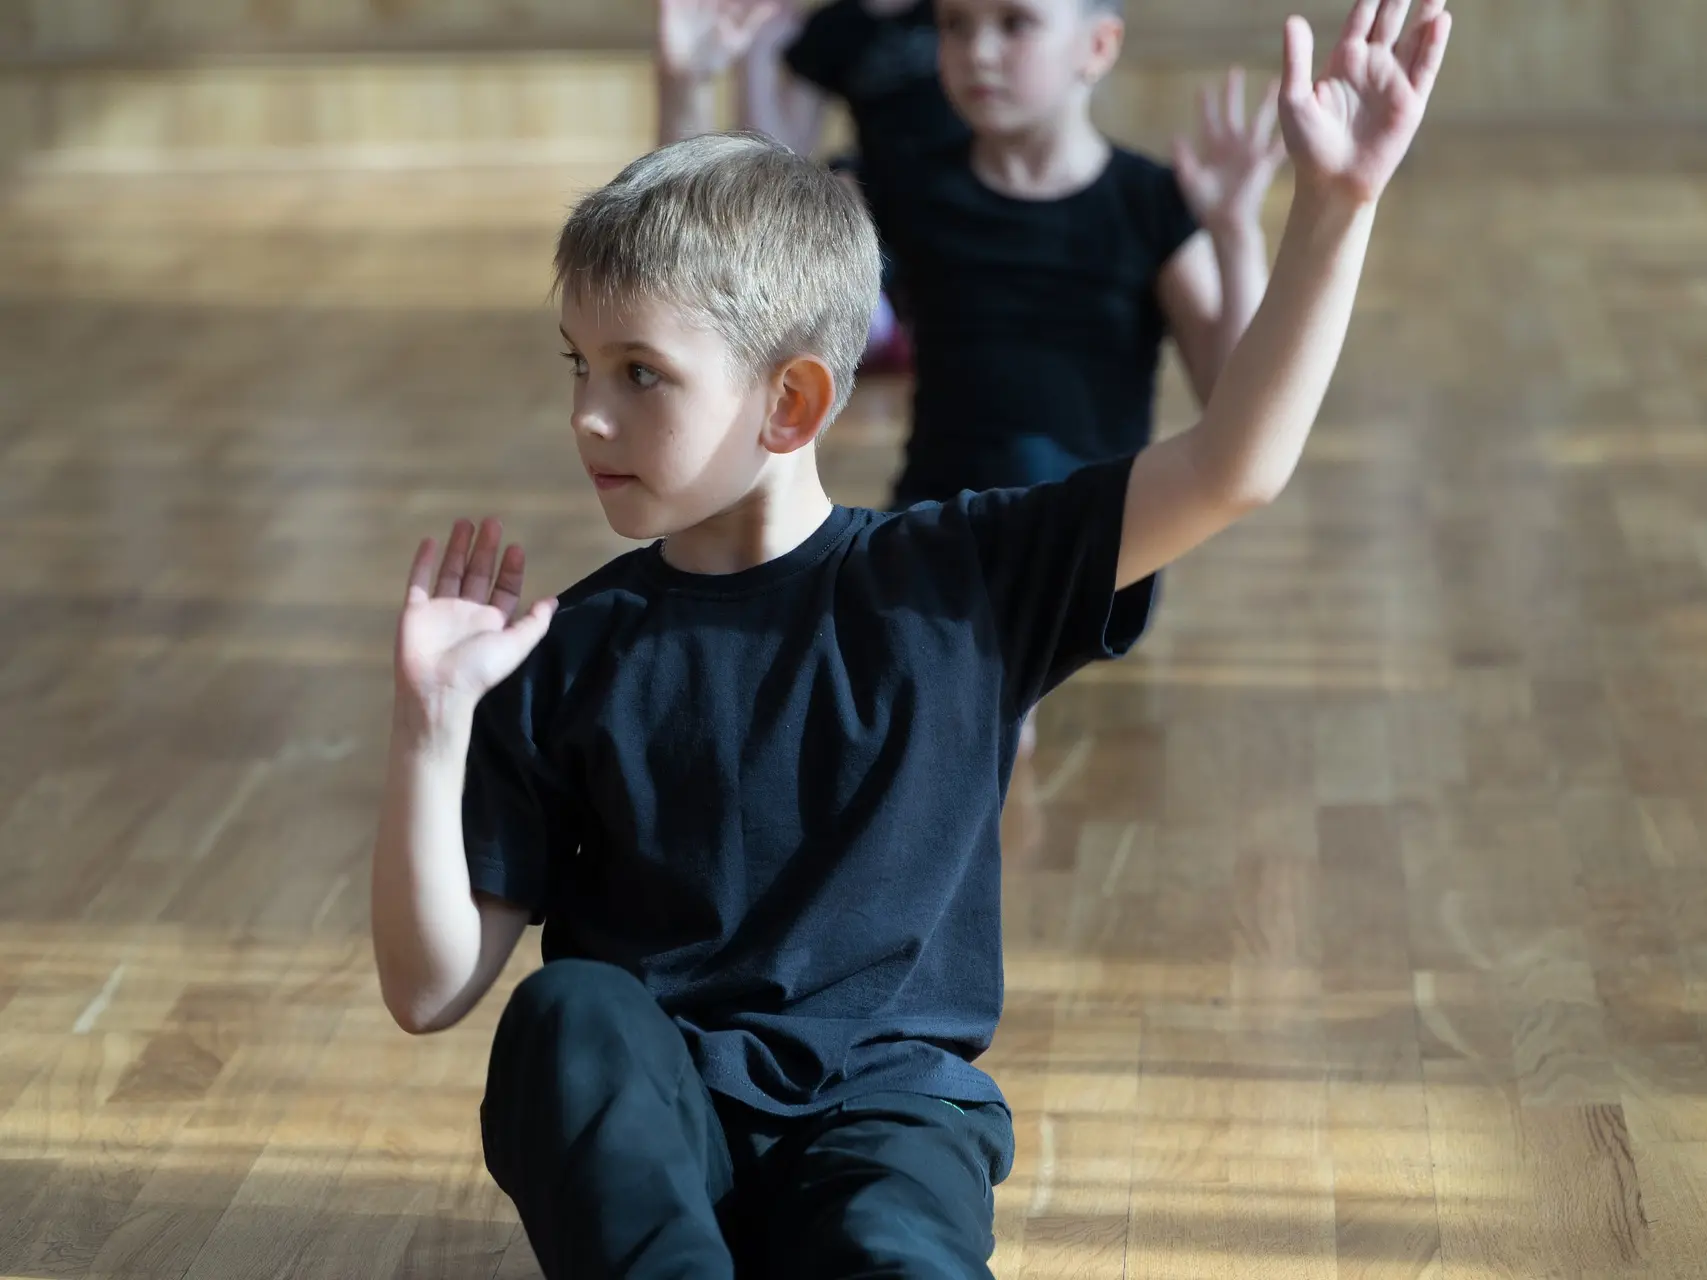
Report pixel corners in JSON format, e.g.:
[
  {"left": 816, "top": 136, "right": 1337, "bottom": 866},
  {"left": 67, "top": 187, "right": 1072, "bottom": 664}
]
[
  {"left": 1204, "top": 212, "right": 1266, "bottom": 252},
  {"left": 1288, "top": 178, "right": 1379, "bottom": 235},
  {"left": 391, "top": 692, "right": 476, "bottom": 761}
]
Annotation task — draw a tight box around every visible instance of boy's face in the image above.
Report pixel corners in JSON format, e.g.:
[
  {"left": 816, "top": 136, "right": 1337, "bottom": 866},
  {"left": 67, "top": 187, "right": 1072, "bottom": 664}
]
[
  {"left": 559, "top": 293, "right": 775, "bottom": 541},
  {"left": 936, "top": 0, "right": 1121, "bottom": 135}
]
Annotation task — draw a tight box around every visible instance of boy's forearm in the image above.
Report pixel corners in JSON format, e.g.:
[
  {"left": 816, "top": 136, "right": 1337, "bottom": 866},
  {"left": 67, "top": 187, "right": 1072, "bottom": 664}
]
[
  {"left": 370, "top": 713, "right": 486, "bottom": 1033},
  {"left": 1208, "top": 220, "right": 1270, "bottom": 378},
  {"left": 659, "top": 70, "right": 717, "bottom": 145},
  {"left": 1189, "top": 188, "right": 1375, "bottom": 505}
]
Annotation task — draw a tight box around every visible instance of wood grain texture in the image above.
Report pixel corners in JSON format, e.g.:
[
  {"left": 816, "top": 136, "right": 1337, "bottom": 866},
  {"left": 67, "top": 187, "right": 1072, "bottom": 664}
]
[{"left": 3, "top": 131, "right": 1707, "bottom": 1277}]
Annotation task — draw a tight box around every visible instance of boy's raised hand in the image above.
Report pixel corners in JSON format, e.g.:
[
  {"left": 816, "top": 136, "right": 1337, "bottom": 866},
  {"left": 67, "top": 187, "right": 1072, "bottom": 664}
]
[
  {"left": 394, "top": 518, "right": 556, "bottom": 733},
  {"left": 659, "top": 0, "right": 781, "bottom": 80},
  {"left": 1279, "top": 0, "right": 1452, "bottom": 206},
  {"left": 1173, "top": 68, "right": 1287, "bottom": 237}
]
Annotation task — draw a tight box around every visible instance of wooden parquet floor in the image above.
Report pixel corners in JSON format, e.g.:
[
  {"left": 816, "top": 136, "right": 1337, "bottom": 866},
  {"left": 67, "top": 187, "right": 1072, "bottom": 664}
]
[{"left": 2, "top": 131, "right": 1707, "bottom": 1277}]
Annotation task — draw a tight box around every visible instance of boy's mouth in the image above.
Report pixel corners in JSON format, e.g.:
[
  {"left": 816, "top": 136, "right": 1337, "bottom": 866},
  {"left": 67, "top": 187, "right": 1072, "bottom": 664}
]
[{"left": 587, "top": 467, "right": 636, "bottom": 492}]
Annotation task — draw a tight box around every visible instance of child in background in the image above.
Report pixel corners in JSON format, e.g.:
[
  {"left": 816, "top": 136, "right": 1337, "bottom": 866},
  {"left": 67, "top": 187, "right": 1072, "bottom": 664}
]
[
  {"left": 371, "top": 3, "right": 1451, "bottom": 1275},
  {"left": 685, "top": 0, "right": 1291, "bottom": 751}
]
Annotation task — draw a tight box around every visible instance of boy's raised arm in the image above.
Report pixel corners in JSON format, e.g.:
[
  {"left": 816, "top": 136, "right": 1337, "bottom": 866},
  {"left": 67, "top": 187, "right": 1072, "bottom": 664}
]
[
  {"left": 1115, "top": 0, "right": 1452, "bottom": 591},
  {"left": 658, "top": 0, "right": 782, "bottom": 144}
]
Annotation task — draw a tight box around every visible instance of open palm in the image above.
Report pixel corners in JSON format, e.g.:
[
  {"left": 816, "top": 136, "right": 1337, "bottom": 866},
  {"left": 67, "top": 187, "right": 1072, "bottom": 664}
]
[
  {"left": 1174, "top": 68, "right": 1287, "bottom": 235},
  {"left": 394, "top": 518, "right": 556, "bottom": 717},
  {"left": 659, "top": 0, "right": 780, "bottom": 79},
  {"left": 1279, "top": 0, "right": 1453, "bottom": 205}
]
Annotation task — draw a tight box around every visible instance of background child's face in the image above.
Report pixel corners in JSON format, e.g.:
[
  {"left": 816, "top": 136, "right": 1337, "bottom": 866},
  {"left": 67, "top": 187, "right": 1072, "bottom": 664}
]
[
  {"left": 936, "top": 0, "right": 1121, "bottom": 135},
  {"left": 559, "top": 294, "right": 774, "bottom": 541}
]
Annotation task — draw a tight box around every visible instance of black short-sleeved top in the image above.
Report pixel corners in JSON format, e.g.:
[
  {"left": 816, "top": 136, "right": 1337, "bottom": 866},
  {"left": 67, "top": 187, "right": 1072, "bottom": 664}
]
[
  {"left": 463, "top": 457, "right": 1150, "bottom": 1116},
  {"left": 873, "top": 142, "right": 1199, "bottom": 502}
]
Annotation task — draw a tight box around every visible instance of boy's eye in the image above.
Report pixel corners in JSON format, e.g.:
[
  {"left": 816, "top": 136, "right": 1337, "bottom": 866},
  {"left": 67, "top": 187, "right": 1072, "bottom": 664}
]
[
  {"left": 561, "top": 349, "right": 587, "bottom": 376},
  {"left": 628, "top": 364, "right": 661, "bottom": 390}
]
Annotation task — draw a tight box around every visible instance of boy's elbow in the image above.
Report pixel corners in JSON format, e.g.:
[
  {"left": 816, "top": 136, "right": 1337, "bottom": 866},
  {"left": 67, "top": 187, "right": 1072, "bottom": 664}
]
[
  {"left": 1198, "top": 452, "right": 1292, "bottom": 516},
  {"left": 374, "top": 951, "right": 470, "bottom": 1036},
  {"left": 382, "top": 984, "right": 466, "bottom": 1036},
  {"left": 1226, "top": 471, "right": 1290, "bottom": 513}
]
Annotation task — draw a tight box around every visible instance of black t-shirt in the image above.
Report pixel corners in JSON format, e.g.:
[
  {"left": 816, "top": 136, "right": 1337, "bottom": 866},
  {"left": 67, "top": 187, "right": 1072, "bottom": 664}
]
[
  {"left": 874, "top": 142, "right": 1200, "bottom": 503},
  {"left": 463, "top": 457, "right": 1151, "bottom": 1117}
]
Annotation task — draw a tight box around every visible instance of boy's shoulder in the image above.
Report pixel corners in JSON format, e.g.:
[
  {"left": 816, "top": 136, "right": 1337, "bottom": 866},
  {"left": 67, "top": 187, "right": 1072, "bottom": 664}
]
[
  {"left": 540, "top": 544, "right": 654, "bottom": 633},
  {"left": 1105, "top": 144, "right": 1187, "bottom": 198}
]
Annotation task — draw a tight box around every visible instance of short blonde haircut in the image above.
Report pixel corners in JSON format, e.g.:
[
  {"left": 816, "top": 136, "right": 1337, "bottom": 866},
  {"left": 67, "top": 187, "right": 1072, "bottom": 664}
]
[{"left": 554, "top": 132, "right": 881, "bottom": 423}]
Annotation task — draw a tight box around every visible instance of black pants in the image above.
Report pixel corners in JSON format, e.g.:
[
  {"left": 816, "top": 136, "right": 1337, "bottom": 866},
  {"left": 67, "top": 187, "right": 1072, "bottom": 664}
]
[{"left": 480, "top": 960, "right": 1012, "bottom": 1279}]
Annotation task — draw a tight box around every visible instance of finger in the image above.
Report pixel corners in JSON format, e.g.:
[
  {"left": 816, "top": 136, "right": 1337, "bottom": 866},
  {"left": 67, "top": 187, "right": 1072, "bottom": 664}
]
[
  {"left": 1370, "top": 0, "right": 1414, "bottom": 47},
  {"left": 1393, "top": 0, "right": 1445, "bottom": 62},
  {"left": 1282, "top": 16, "right": 1315, "bottom": 110},
  {"left": 1339, "top": 0, "right": 1381, "bottom": 44},
  {"left": 1225, "top": 66, "right": 1246, "bottom": 132},
  {"left": 459, "top": 517, "right": 503, "bottom": 603},
  {"left": 1200, "top": 83, "right": 1223, "bottom": 144},
  {"left": 1405, "top": 10, "right": 1451, "bottom": 100},
  {"left": 434, "top": 519, "right": 475, "bottom": 598},
  {"left": 405, "top": 537, "right": 437, "bottom": 604},
  {"left": 489, "top": 543, "right": 528, "bottom": 620},
  {"left": 1171, "top": 135, "right": 1202, "bottom": 185},
  {"left": 1252, "top": 78, "right": 1280, "bottom": 147},
  {"left": 725, "top": 0, "right": 779, "bottom": 53}
]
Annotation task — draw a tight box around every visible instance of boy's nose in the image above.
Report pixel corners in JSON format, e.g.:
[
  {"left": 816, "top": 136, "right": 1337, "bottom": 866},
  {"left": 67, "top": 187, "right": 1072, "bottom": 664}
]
[{"left": 571, "top": 404, "right": 615, "bottom": 440}]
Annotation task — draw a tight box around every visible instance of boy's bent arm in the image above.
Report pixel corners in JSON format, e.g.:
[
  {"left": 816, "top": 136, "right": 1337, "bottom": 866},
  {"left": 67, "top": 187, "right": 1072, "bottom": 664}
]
[
  {"left": 371, "top": 713, "right": 529, "bottom": 1034},
  {"left": 1162, "top": 68, "right": 1287, "bottom": 405},
  {"left": 1113, "top": 0, "right": 1451, "bottom": 592},
  {"left": 1159, "top": 226, "right": 1271, "bottom": 407}
]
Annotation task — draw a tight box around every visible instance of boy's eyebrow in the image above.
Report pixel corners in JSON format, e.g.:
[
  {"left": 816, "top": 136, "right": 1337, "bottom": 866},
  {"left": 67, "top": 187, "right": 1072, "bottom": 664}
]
[{"left": 558, "top": 325, "right": 670, "bottom": 362}]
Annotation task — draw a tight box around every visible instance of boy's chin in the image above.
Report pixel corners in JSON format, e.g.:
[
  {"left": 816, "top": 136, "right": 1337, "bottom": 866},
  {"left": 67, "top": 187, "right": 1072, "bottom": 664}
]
[{"left": 594, "top": 488, "right": 667, "bottom": 543}]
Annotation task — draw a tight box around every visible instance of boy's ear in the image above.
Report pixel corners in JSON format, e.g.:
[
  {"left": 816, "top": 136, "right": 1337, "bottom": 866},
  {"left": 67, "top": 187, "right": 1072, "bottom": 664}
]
[
  {"left": 761, "top": 355, "right": 837, "bottom": 456},
  {"left": 1084, "top": 14, "right": 1124, "bottom": 84}
]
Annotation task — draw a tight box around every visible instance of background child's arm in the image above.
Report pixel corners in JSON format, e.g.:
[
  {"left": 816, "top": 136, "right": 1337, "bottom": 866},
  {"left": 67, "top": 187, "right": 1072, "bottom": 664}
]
[
  {"left": 371, "top": 521, "right": 556, "bottom": 1034},
  {"left": 658, "top": 0, "right": 781, "bottom": 144},
  {"left": 1115, "top": 0, "right": 1452, "bottom": 592},
  {"left": 735, "top": 6, "right": 827, "bottom": 156},
  {"left": 1160, "top": 69, "right": 1287, "bottom": 406}
]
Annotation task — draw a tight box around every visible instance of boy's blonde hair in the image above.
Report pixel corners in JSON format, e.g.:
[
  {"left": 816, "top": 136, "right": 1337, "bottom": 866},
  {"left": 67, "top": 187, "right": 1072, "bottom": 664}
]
[{"left": 554, "top": 132, "right": 881, "bottom": 423}]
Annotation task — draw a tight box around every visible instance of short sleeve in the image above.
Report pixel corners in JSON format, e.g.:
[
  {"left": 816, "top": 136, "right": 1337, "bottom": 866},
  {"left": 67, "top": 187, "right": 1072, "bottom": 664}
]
[
  {"left": 461, "top": 652, "right": 573, "bottom": 924},
  {"left": 963, "top": 457, "right": 1154, "bottom": 713},
  {"left": 782, "top": 0, "right": 883, "bottom": 95},
  {"left": 1132, "top": 156, "right": 1200, "bottom": 272}
]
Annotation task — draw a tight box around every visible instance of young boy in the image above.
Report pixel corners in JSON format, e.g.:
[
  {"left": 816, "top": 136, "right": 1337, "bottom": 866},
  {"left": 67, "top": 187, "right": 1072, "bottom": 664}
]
[{"left": 369, "top": 3, "right": 1451, "bottom": 1276}]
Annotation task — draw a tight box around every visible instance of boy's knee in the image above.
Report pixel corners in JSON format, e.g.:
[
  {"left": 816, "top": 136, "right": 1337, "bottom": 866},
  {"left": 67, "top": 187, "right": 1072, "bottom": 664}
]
[{"left": 498, "top": 959, "right": 656, "bottom": 1059}]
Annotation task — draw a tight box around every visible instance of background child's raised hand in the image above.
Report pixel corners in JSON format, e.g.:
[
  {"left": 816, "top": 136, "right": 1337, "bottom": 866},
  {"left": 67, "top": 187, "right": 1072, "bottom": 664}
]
[
  {"left": 659, "top": 0, "right": 781, "bottom": 81},
  {"left": 393, "top": 518, "right": 556, "bottom": 733},
  {"left": 1173, "top": 68, "right": 1288, "bottom": 237},
  {"left": 1279, "top": 0, "right": 1452, "bottom": 206}
]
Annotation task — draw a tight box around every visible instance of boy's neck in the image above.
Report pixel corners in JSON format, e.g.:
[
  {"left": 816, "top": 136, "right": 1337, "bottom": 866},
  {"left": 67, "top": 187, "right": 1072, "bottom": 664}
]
[
  {"left": 970, "top": 109, "right": 1110, "bottom": 201},
  {"left": 659, "top": 454, "right": 835, "bottom": 577}
]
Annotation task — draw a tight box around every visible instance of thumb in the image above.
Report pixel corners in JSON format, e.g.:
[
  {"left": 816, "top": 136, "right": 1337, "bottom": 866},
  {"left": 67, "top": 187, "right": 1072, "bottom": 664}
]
[
  {"left": 1281, "top": 15, "right": 1314, "bottom": 110},
  {"left": 1171, "top": 135, "right": 1202, "bottom": 188},
  {"left": 480, "top": 598, "right": 558, "bottom": 687}
]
